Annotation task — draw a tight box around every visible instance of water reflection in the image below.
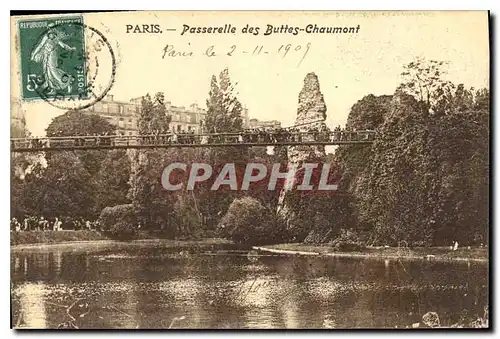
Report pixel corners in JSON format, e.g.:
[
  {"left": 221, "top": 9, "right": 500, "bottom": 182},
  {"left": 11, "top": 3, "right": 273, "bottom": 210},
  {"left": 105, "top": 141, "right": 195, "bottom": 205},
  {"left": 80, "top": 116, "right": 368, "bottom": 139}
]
[
  {"left": 53, "top": 251, "right": 62, "bottom": 277},
  {"left": 15, "top": 283, "right": 47, "bottom": 328},
  {"left": 11, "top": 244, "right": 489, "bottom": 329}
]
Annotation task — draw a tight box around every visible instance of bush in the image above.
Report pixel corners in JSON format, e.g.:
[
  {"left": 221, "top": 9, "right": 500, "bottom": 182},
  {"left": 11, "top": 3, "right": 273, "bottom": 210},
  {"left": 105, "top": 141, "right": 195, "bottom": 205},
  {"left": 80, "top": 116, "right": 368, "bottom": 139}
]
[
  {"left": 99, "top": 204, "right": 137, "bottom": 240},
  {"left": 219, "top": 197, "right": 288, "bottom": 245},
  {"left": 172, "top": 201, "right": 202, "bottom": 238},
  {"left": 330, "top": 228, "right": 366, "bottom": 252},
  {"left": 109, "top": 220, "right": 137, "bottom": 240}
]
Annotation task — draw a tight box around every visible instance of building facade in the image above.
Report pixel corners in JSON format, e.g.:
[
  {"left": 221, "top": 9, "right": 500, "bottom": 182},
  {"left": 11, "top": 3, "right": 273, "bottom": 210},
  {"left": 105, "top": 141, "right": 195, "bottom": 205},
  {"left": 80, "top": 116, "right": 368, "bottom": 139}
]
[
  {"left": 247, "top": 118, "right": 282, "bottom": 130},
  {"left": 82, "top": 95, "right": 256, "bottom": 135},
  {"left": 82, "top": 95, "right": 139, "bottom": 135},
  {"left": 82, "top": 95, "right": 207, "bottom": 135},
  {"left": 11, "top": 96, "right": 27, "bottom": 138},
  {"left": 167, "top": 102, "right": 206, "bottom": 134}
]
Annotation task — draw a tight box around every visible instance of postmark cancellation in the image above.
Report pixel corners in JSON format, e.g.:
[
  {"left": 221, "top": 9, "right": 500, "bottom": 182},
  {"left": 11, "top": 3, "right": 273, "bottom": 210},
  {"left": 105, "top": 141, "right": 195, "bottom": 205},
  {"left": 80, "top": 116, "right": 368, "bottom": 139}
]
[{"left": 17, "top": 15, "right": 116, "bottom": 110}]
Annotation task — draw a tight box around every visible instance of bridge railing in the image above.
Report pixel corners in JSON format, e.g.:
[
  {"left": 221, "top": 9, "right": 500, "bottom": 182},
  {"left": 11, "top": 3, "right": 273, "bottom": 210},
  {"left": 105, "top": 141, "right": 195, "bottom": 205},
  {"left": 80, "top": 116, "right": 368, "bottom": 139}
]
[{"left": 11, "top": 130, "right": 376, "bottom": 151}]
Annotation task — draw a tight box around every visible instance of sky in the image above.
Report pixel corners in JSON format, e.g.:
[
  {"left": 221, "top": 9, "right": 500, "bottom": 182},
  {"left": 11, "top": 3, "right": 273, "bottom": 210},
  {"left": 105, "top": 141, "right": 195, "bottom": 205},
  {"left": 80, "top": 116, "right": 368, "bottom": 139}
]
[{"left": 11, "top": 11, "right": 489, "bottom": 137}]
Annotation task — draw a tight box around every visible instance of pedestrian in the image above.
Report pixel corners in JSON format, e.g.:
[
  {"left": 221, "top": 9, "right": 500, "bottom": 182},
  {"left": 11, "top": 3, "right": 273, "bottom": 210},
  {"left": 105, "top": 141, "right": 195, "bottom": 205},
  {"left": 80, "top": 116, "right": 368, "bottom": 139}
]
[
  {"left": 53, "top": 217, "right": 62, "bottom": 231},
  {"left": 38, "top": 216, "right": 46, "bottom": 231}
]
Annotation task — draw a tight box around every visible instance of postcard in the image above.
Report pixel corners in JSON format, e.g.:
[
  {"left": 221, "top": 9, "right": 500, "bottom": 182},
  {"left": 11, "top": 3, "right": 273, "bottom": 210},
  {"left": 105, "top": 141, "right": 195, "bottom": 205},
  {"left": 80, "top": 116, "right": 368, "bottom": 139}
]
[{"left": 10, "top": 11, "right": 490, "bottom": 329}]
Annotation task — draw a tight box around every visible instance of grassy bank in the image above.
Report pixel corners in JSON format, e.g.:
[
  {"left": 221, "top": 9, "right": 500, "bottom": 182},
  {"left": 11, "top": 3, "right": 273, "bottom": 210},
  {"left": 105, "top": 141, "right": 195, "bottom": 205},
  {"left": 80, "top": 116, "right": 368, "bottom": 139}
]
[
  {"left": 10, "top": 230, "right": 109, "bottom": 246},
  {"left": 10, "top": 230, "right": 233, "bottom": 247},
  {"left": 253, "top": 243, "right": 489, "bottom": 262}
]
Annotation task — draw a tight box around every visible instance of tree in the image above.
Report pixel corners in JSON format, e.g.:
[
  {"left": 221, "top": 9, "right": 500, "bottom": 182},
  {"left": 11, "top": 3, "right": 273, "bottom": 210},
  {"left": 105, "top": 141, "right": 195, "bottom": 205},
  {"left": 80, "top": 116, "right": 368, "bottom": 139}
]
[
  {"left": 11, "top": 157, "right": 44, "bottom": 218},
  {"left": 398, "top": 57, "right": 454, "bottom": 115},
  {"left": 45, "top": 110, "right": 116, "bottom": 175},
  {"left": 99, "top": 204, "right": 137, "bottom": 239},
  {"left": 11, "top": 119, "right": 33, "bottom": 218},
  {"left": 336, "top": 94, "right": 393, "bottom": 194},
  {"left": 355, "top": 89, "right": 489, "bottom": 246},
  {"left": 204, "top": 69, "right": 243, "bottom": 134},
  {"left": 46, "top": 110, "right": 116, "bottom": 137},
  {"left": 220, "top": 197, "right": 287, "bottom": 245},
  {"left": 94, "top": 149, "right": 131, "bottom": 213},
  {"left": 128, "top": 93, "right": 176, "bottom": 232},
  {"left": 334, "top": 59, "right": 489, "bottom": 246},
  {"left": 20, "top": 152, "right": 97, "bottom": 219},
  {"left": 345, "top": 94, "right": 393, "bottom": 131},
  {"left": 188, "top": 68, "right": 249, "bottom": 231},
  {"left": 20, "top": 111, "right": 120, "bottom": 219},
  {"left": 137, "top": 93, "right": 171, "bottom": 134}
]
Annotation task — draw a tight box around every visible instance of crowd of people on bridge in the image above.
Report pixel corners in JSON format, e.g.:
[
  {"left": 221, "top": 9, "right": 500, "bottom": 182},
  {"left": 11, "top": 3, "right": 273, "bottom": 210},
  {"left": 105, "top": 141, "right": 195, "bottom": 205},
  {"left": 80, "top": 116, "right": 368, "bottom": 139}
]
[
  {"left": 12, "top": 125, "right": 376, "bottom": 150},
  {"left": 140, "top": 125, "right": 338, "bottom": 145},
  {"left": 10, "top": 216, "right": 99, "bottom": 232}
]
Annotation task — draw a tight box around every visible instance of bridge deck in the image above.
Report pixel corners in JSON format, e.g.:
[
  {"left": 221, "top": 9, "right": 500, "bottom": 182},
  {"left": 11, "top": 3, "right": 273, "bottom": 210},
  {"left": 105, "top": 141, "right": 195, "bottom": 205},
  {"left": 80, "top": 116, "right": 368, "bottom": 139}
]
[{"left": 11, "top": 130, "right": 376, "bottom": 152}]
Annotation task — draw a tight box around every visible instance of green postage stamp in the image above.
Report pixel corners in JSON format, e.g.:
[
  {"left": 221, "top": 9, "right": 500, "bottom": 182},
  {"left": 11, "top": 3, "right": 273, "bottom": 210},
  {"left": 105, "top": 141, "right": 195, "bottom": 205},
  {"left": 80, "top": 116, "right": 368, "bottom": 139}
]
[{"left": 17, "top": 16, "right": 87, "bottom": 101}]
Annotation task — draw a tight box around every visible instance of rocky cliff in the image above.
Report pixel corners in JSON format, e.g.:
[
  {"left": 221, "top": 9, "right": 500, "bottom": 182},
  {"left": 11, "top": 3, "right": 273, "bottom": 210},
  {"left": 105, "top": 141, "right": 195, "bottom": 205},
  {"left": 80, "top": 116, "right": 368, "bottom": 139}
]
[{"left": 276, "top": 72, "right": 329, "bottom": 240}]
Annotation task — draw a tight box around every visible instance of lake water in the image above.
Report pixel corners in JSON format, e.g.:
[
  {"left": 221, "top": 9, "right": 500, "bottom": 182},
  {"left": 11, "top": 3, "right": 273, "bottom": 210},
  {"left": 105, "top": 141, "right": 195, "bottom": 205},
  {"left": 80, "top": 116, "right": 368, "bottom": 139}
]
[{"left": 11, "top": 241, "right": 489, "bottom": 329}]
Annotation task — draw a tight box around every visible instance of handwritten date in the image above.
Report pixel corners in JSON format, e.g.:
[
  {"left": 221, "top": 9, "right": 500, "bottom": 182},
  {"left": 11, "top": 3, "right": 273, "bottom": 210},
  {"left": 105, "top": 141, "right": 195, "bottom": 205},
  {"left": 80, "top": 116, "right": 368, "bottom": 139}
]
[{"left": 162, "top": 43, "right": 311, "bottom": 67}]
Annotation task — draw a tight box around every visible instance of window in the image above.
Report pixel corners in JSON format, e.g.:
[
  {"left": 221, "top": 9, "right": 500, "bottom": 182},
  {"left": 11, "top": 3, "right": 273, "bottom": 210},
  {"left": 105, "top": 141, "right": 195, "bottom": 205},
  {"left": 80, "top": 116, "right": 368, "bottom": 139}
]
[
  {"left": 102, "top": 104, "right": 108, "bottom": 112},
  {"left": 188, "top": 126, "right": 192, "bottom": 132},
  {"left": 177, "top": 125, "right": 181, "bottom": 132}
]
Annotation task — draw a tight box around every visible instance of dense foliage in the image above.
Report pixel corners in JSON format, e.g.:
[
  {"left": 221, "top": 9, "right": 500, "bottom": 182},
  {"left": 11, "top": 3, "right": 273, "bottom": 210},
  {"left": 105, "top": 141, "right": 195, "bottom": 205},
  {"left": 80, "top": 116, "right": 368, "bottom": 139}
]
[
  {"left": 128, "top": 93, "right": 176, "bottom": 233},
  {"left": 46, "top": 110, "right": 116, "bottom": 175},
  {"left": 126, "top": 69, "right": 249, "bottom": 236},
  {"left": 94, "top": 150, "right": 131, "bottom": 213},
  {"left": 183, "top": 68, "right": 250, "bottom": 231},
  {"left": 220, "top": 197, "right": 287, "bottom": 245},
  {"left": 11, "top": 112, "right": 130, "bottom": 220},
  {"left": 353, "top": 90, "right": 489, "bottom": 246},
  {"left": 12, "top": 152, "right": 97, "bottom": 219},
  {"left": 99, "top": 204, "right": 137, "bottom": 239},
  {"left": 337, "top": 59, "right": 489, "bottom": 246},
  {"left": 12, "top": 59, "right": 489, "bottom": 247}
]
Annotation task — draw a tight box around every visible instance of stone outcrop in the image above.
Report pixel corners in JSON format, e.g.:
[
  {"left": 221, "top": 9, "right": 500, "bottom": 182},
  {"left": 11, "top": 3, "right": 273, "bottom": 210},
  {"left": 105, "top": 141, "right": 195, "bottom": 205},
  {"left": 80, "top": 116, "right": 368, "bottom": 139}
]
[
  {"left": 296, "top": 73, "right": 327, "bottom": 127},
  {"left": 287, "top": 72, "right": 328, "bottom": 162},
  {"left": 276, "top": 72, "right": 329, "bottom": 239}
]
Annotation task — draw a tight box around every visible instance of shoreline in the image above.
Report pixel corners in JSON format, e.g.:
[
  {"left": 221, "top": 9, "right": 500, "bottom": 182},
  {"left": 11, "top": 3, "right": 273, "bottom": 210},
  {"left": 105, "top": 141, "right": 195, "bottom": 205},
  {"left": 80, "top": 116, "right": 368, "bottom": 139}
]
[
  {"left": 10, "top": 236, "right": 232, "bottom": 251},
  {"left": 11, "top": 230, "right": 108, "bottom": 247},
  {"left": 10, "top": 229, "right": 231, "bottom": 247},
  {"left": 10, "top": 232, "right": 489, "bottom": 263},
  {"left": 252, "top": 244, "right": 489, "bottom": 263}
]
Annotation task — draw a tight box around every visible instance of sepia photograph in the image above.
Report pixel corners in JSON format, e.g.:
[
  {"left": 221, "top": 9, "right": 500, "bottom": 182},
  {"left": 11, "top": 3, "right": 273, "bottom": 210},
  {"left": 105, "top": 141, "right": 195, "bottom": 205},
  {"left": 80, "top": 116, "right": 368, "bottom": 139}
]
[{"left": 9, "top": 10, "right": 490, "bottom": 329}]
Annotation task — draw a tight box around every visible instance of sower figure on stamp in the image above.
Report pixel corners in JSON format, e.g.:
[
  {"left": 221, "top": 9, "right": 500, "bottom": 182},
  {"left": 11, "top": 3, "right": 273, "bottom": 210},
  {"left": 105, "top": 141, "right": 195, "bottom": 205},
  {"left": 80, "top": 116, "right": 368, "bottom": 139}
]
[{"left": 30, "top": 26, "right": 76, "bottom": 95}]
